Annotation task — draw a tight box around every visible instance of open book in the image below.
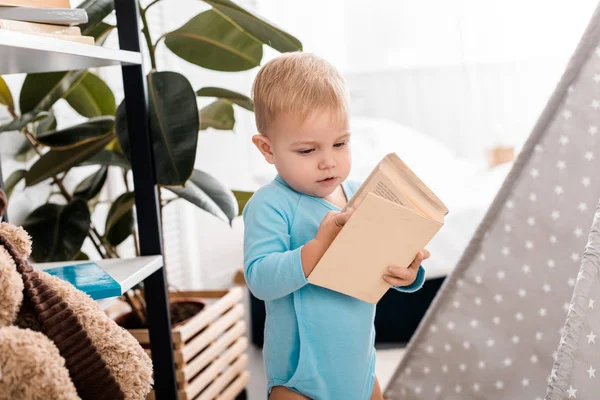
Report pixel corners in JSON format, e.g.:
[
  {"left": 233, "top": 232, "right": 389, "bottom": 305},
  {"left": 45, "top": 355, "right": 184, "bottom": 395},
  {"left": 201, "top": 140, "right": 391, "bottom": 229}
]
[{"left": 307, "top": 153, "right": 449, "bottom": 304}]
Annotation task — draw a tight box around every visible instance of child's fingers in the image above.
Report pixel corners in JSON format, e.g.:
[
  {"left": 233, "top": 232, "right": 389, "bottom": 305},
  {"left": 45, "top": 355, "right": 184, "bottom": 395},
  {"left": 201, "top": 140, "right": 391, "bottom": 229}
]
[
  {"left": 333, "top": 208, "right": 354, "bottom": 227},
  {"left": 387, "top": 265, "right": 415, "bottom": 280},
  {"left": 422, "top": 249, "right": 431, "bottom": 259},
  {"left": 383, "top": 274, "right": 410, "bottom": 287},
  {"left": 409, "top": 252, "right": 424, "bottom": 270}
]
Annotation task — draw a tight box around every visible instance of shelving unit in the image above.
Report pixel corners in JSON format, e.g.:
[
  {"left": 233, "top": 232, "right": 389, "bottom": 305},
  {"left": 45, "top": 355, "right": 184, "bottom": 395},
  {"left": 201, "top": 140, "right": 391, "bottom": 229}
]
[
  {"left": 0, "top": 1, "right": 178, "bottom": 398},
  {"left": 32, "top": 255, "right": 164, "bottom": 303},
  {"left": 0, "top": 29, "right": 141, "bottom": 74}
]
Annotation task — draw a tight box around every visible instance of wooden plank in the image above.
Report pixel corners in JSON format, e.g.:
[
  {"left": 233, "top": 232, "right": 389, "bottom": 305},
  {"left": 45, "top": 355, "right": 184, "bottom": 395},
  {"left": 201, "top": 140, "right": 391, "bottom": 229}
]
[
  {"left": 181, "top": 337, "right": 248, "bottom": 399},
  {"left": 128, "top": 328, "right": 150, "bottom": 344},
  {"left": 177, "top": 321, "right": 246, "bottom": 383},
  {"left": 197, "top": 354, "right": 248, "bottom": 400},
  {"left": 171, "top": 289, "right": 230, "bottom": 299},
  {"left": 180, "top": 304, "right": 244, "bottom": 363},
  {"left": 179, "top": 287, "right": 243, "bottom": 342},
  {"left": 216, "top": 371, "right": 250, "bottom": 400},
  {"left": 126, "top": 324, "right": 183, "bottom": 346}
]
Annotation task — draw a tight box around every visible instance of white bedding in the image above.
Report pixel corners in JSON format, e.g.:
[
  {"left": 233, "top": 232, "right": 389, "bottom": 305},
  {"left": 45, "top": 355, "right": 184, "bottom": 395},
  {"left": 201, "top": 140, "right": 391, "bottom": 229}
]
[{"left": 346, "top": 117, "right": 513, "bottom": 279}]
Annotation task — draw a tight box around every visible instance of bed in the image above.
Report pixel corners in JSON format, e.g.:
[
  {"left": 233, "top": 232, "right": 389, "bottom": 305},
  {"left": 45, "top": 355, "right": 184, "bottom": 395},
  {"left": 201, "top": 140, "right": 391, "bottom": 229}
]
[{"left": 247, "top": 116, "right": 513, "bottom": 346}]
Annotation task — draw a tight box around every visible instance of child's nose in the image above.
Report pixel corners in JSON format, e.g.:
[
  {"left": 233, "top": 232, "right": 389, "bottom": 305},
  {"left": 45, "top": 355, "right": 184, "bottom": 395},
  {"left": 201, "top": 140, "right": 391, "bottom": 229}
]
[{"left": 319, "top": 155, "right": 337, "bottom": 169}]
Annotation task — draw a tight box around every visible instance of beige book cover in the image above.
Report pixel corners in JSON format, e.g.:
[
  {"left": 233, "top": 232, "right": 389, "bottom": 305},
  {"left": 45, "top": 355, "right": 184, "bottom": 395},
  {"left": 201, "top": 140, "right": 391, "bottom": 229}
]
[
  {"left": 307, "top": 153, "right": 449, "bottom": 304},
  {"left": 0, "top": 18, "right": 80, "bottom": 35},
  {"left": 33, "top": 31, "right": 93, "bottom": 44},
  {"left": 0, "top": 0, "right": 70, "bottom": 8}
]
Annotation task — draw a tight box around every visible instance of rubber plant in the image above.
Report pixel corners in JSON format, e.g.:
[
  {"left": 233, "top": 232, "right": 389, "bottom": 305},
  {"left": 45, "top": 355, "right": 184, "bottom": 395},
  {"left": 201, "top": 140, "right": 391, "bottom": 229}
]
[{"left": 0, "top": 0, "right": 300, "bottom": 323}]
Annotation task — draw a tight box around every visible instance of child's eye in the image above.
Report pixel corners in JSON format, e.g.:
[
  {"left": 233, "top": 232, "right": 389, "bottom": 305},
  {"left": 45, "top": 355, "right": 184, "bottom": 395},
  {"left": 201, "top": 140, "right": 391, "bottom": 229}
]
[
  {"left": 298, "top": 149, "right": 314, "bottom": 155},
  {"left": 334, "top": 141, "right": 347, "bottom": 148}
]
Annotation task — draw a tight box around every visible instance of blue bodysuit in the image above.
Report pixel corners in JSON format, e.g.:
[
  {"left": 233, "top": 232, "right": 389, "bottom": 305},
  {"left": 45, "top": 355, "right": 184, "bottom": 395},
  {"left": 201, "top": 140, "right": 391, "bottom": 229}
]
[{"left": 243, "top": 175, "right": 425, "bottom": 400}]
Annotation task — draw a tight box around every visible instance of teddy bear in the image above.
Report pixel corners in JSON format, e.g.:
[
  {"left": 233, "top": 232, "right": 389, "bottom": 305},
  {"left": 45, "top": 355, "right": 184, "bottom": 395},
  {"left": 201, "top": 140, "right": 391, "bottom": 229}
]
[{"left": 0, "top": 187, "right": 153, "bottom": 400}]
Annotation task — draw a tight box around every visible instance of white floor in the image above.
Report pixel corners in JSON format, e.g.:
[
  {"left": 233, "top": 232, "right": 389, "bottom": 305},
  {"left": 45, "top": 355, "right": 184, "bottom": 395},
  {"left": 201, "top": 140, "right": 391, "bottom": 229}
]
[{"left": 241, "top": 291, "right": 406, "bottom": 400}]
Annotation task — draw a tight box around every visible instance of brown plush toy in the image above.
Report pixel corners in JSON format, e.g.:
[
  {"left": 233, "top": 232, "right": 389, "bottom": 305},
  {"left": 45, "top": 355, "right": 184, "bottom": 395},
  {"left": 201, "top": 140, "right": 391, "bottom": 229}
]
[{"left": 0, "top": 188, "right": 153, "bottom": 400}]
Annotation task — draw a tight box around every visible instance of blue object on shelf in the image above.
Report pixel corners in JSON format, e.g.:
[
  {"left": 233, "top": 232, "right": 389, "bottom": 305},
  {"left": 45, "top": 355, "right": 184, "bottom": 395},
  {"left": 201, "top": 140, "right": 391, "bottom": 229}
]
[{"left": 43, "top": 262, "right": 121, "bottom": 300}]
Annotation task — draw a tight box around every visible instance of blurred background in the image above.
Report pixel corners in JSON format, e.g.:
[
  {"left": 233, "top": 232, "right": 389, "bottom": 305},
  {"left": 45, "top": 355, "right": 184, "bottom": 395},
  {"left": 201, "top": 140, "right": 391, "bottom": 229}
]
[{"left": 1, "top": 1, "right": 599, "bottom": 397}]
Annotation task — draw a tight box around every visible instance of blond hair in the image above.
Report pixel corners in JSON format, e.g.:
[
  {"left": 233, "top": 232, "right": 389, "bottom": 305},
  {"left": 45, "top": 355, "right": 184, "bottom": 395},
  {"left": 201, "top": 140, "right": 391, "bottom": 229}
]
[{"left": 251, "top": 52, "right": 350, "bottom": 134}]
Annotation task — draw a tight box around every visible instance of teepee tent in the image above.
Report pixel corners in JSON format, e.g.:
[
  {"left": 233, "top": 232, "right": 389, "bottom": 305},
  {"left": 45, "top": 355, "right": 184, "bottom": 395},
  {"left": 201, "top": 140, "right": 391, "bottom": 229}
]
[
  {"left": 545, "top": 202, "right": 600, "bottom": 399},
  {"left": 385, "top": 3, "right": 600, "bottom": 399}
]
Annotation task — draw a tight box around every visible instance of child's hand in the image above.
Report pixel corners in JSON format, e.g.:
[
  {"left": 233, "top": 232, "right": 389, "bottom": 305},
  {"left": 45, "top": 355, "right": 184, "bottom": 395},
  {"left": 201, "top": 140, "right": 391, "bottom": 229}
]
[
  {"left": 383, "top": 249, "right": 430, "bottom": 287},
  {"left": 301, "top": 208, "right": 355, "bottom": 277},
  {"left": 314, "top": 208, "right": 355, "bottom": 251}
]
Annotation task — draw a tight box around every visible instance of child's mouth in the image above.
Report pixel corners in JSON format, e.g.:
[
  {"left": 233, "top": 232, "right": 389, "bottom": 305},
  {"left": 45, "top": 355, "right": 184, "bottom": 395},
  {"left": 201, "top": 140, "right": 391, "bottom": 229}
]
[{"left": 318, "top": 177, "right": 337, "bottom": 184}]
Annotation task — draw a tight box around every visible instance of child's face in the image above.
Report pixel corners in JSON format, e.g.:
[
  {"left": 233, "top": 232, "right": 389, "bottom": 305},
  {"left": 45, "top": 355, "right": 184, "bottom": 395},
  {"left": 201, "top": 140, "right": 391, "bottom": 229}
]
[{"left": 254, "top": 110, "right": 351, "bottom": 198}]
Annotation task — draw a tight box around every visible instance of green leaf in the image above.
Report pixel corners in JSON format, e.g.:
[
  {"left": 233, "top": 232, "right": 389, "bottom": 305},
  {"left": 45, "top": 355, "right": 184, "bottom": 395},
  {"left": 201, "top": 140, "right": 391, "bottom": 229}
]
[
  {"left": 37, "top": 116, "right": 114, "bottom": 149},
  {"left": 72, "top": 251, "right": 90, "bottom": 261},
  {"left": 88, "top": 22, "right": 114, "bottom": 46},
  {"left": 25, "top": 133, "right": 114, "bottom": 186},
  {"left": 202, "top": 0, "right": 302, "bottom": 53},
  {"left": 23, "top": 199, "right": 91, "bottom": 262},
  {"left": 77, "top": 0, "right": 115, "bottom": 36},
  {"left": 164, "top": 9, "right": 262, "bottom": 72},
  {"left": 74, "top": 166, "right": 108, "bottom": 200},
  {"left": 232, "top": 190, "right": 253, "bottom": 216},
  {"left": 166, "top": 169, "right": 237, "bottom": 224},
  {"left": 115, "top": 71, "right": 198, "bottom": 186},
  {"left": 15, "top": 147, "right": 36, "bottom": 163},
  {"left": 200, "top": 100, "right": 234, "bottom": 130},
  {"left": 0, "top": 111, "right": 38, "bottom": 133},
  {"left": 19, "top": 70, "right": 88, "bottom": 114},
  {"left": 105, "top": 192, "right": 135, "bottom": 247},
  {"left": 33, "top": 110, "right": 57, "bottom": 135},
  {"left": 196, "top": 87, "right": 253, "bottom": 112},
  {"left": 65, "top": 73, "right": 116, "bottom": 118},
  {"left": 82, "top": 150, "right": 131, "bottom": 169},
  {"left": 0, "top": 76, "right": 14, "bottom": 109},
  {"left": 4, "top": 169, "right": 26, "bottom": 199}
]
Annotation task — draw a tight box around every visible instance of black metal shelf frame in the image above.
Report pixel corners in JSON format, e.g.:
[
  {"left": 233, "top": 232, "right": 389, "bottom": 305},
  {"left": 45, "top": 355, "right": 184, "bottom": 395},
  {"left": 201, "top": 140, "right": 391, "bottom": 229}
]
[{"left": 0, "top": 1, "right": 178, "bottom": 398}]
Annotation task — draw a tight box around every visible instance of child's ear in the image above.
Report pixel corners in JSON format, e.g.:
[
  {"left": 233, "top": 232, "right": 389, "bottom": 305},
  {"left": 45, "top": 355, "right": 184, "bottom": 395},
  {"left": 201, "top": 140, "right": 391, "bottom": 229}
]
[{"left": 252, "top": 134, "right": 275, "bottom": 164}]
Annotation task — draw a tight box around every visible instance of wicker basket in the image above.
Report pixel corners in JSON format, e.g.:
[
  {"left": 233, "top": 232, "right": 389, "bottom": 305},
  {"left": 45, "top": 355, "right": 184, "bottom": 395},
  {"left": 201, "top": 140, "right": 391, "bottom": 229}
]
[{"left": 123, "top": 287, "right": 249, "bottom": 400}]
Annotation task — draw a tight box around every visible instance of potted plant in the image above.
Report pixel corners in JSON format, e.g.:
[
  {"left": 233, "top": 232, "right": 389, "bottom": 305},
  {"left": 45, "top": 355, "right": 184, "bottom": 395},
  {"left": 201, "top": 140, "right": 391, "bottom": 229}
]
[{"left": 0, "top": 0, "right": 299, "bottom": 397}]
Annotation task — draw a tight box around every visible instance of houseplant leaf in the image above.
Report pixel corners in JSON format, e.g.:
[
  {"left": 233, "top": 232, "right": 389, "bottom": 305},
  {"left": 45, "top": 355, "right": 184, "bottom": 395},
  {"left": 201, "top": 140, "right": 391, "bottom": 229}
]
[
  {"left": 77, "top": 0, "right": 115, "bottom": 36},
  {"left": 25, "top": 132, "right": 114, "bottom": 186},
  {"left": 23, "top": 199, "right": 91, "bottom": 262},
  {"left": 0, "top": 111, "right": 38, "bottom": 133},
  {"left": 88, "top": 22, "right": 114, "bottom": 46},
  {"left": 164, "top": 9, "right": 262, "bottom": 72},
  {"left": 37, "top": 116, "right": 114, "bottom": 149},
  {"left": 167, "top": 169, "right": 237, "bottom": 224},
  {"left": 33, "top": 110, "right": 57, "bottom": 135},
  {"left": 202, "top": 0, "right": 302, "bottom": 53},
  {"left": 66, "top": 73, "right": 116, "bottom": 118},
  {"left": 105, "top": 192, "right": 135, "bottom": 247},
  {"left": 19, "top": 70, "right": 88, "bottom": 114},
  {"left": 115, "top": 71, "right": 198, "bottom": 186},
  {"left": 4, "top": 169, "right": 26, "bottom": 199},
  {"left": 232, "top": 190, "right": 253, "bottom": 216},
  {"left": 82, "top": 150, "right": 131, "bottom": 170},
  {"left": 0, "top": 76, "right": 13, "bottom": 109},
  {"left": 74, "top": 166, "right": 108, "bottom": 200},
  {"left": 200, "top": 100, "right": 234, "bottom": 130},
  {"left": 196, "top": 87, "right": 253, "bottom": 111},
  {"left": 72, "top": 251, "right": 90, "bottom": 261}
]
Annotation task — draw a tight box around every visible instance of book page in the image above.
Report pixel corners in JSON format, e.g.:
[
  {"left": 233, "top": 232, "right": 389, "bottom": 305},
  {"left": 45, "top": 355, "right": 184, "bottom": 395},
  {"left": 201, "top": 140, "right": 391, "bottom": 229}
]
[
  {"left": 345, "top": 153, "right": 447, "bottom": 224},
  {"left": 382, "top": 154, "right": 448, "bottom": 223},
  {"left": 345, "top": 165, "right": 420, "bottom": 215},
  {"left": 373, "top": 180, "right": 403, "bottom": 205}
]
